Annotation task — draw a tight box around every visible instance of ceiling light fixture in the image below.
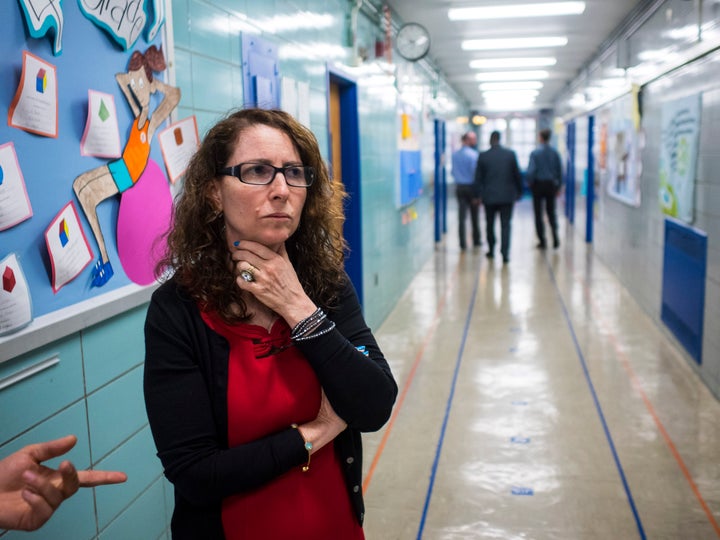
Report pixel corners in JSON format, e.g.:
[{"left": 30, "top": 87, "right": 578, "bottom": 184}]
[
  {"left": 482, "top": 90, "right": 539, "bottom": 98},
  {"left": 479, "top": 81, "right": 544, "bottom": 90},
  {"left": 470, "top": 57, "right": 556, "bottom": 69},
  {"left": 475, "top": 70, "right": 549, "bottom": 81},
  {"left": 449, "top": 2, "right": 585, "bottom": 21},
  {"left": 462, "top": 37, "right": 568, "bottom": 50}
]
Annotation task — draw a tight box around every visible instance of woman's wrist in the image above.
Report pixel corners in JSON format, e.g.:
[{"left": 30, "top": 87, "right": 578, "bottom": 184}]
[{"left": 282, "top": 301, "right": 318, "bottom": 329}]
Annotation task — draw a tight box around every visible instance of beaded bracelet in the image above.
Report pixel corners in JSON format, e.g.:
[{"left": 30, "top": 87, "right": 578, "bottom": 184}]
[
  {"left": 293, "top": 320, "right": 336, "bottom": 342},
  {"left": 291, "top": 423, "right": 312, "bottom": 472},
  {"left": 290, "top": 308, "right": 336, "bottom": 342},
  {"left": 290, "top": 308, "right": 326, "bottom": 339}
]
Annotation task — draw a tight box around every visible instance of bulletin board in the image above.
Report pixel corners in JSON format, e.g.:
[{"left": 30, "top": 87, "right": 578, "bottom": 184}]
[{"left": 0, "top": 2, "right": 178, "bottom": 341}]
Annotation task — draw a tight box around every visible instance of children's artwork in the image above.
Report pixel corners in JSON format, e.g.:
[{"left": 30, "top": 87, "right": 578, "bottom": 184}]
[
  {"left": 0, "top": 253, "right": 33, "bottom": 336},
  {"left": 17, "top": 0, "right": 65, "bottom": 56},
  {"left": 8, "top": 50, "right": 59, "bottom": 138},
  {"left": 80, "top": 90, "right": 122, "bottom": 158},
  {"left": 44, "top": 202, "right": 93, "bottom": 293},
  {"left": 117, "top": 159, "right": 172, "bottom": 285},
  {"left": 72, "top": 45, "right": 180, "bottom": 287},
  {"left": 659, "top": 94, "right": 701, "bottom": 223},
  {"left": 77, "top": 0, "right": 148, "bottom": 50},
  {"left": 605, "top": 93, "right": 643, "bottom": 207},
  {"left": 0, "top": 143, "right": 34, "bottom": 231},
  {"left": 158, "top": 116, "right": 199, "bottom": 184}
]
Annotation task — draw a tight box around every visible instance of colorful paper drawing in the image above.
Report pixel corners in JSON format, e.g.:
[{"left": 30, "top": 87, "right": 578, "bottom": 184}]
[
  {"left": 158, "top": 116, "right": 199, "bottom": 183},
  {"left": 80, "top": 90, "right": 122, "bottom": 158},
  {"left": 8, "top": 51, "right": 59, "bottom": 138},
  {"left": 659, "top": 94, "right": 701, "bottom": 223},
  {"left": 146, "top": 0, "right": 166, "bottom": 41},
  {"left": 117, "top": 158, "right": 172, "bottom": 285},
  {"left": 45, "top": 201, "right": 93, "bottom": 293},
  {"left": 17, "top": 0, "right": 65, "bottom": 56},
  {"left": 0, "top": 142, "right": 34, "bottom": 231},
  {"left": 72, "top": 46, "right": 180, "bottom": 287},
  {"left": 77, "top": 0, "right": 148, "bottom": 50},
  {"left": 0, "top": 253, "right": 33, "bottom": 336}
]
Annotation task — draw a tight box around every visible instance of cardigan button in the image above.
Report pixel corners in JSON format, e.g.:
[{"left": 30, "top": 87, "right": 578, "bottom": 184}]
[
  {"left": 346, "top": 456, "right": 354, "bottom": 464},
  {"left": 353, "top": 485, "right": 360, "bottom": 493}
]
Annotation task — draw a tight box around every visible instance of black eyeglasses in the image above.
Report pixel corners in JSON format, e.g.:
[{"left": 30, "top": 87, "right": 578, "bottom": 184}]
[{"left": 219, "top": 162, "right": 315, "bottom": 187}]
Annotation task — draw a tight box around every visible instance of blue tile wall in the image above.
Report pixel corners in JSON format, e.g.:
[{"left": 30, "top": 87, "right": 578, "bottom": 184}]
[{"left": 0, "top": 306, "right": 151, "bottom": 539}]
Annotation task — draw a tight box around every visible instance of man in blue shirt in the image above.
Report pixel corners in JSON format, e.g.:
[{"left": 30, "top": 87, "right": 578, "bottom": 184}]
[
  {"left": 526, "top": 128, "right": 563, "bottom": 249},
  {"left": 451, "top": 131, "right": 481, "bottom": 250}
]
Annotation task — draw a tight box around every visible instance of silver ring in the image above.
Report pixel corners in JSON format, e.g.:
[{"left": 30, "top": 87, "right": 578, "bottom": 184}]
[{"left": 239, "top": 266, "right": 256, "bottom": 282}]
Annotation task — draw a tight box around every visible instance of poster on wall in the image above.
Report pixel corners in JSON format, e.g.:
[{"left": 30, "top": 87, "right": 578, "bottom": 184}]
[
  {"left": 658, "top": 94, "right": 701, "bottom": 223},
  {"left": 80, "top": 90, "right": 122, "bottom": 158},
  {"left": 8, "top": 50, "right": 59, "bottom": 138},
  {"left": 158, "top": 116, "right": 199, "bottom": 184},
  {"left": 0, "top": 142, "right": 33, "bottom": 231},
  {"left": 44, "top": 202, "right": 93, "bottom": 293},
  {"left": 605, "top": 93, "right": 643, "bottom": 207},
  {"left": 0, "top": 253, "right": 33, "bottom": 336}
]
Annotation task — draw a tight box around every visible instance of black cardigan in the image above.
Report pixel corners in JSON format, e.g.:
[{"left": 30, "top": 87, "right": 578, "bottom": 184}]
[{"left": 143, "top": 277, "right": 397, "bottom": 539}]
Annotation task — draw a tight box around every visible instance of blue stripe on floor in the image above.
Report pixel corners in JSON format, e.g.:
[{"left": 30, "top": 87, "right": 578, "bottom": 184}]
[
  {"left": 416, "top": 262, "right": 481, "bottom": 540},
  {"left": 547, "top": 260, "right": 647, "bottom": 540}
]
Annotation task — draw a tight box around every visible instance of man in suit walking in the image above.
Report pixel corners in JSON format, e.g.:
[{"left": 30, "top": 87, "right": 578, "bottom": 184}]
[
  {"left": 526, "top": 128, "right": 563, "bottom": 249},
  {"left": 475, "top": 130, "right": 523, "bottom": 264}
]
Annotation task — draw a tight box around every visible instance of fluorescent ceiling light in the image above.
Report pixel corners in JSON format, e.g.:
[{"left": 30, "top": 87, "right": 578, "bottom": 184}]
[
  {"left": 470, "top": 57, "right": 556, "bottom": 69},
  {"left": 483, "top": 102, "right": 537, "bottom": 111},
  {"left": 482, "top": 90, "right": 539, "bottom": 98},
  {"left": 449, "top": 2, "right": 585, "bottom": 21},
  {"left": 462, "top": 37, "right": 568, "bottom": 50},
  {"left": 479, "top": 81, "right": 544, "bottom": 90},
  {"left": 475, "top": 70, "right": 549, "bottom": 81}
]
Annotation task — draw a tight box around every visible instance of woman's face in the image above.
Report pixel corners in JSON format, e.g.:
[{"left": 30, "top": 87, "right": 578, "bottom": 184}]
[{"left": 211, "top": 124, "right": 308, "bottom": 251}]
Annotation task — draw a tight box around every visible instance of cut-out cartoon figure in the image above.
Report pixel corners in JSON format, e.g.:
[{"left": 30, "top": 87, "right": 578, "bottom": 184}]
[{"left": 73, "top": 46, "right": 180, "bottom": 286}]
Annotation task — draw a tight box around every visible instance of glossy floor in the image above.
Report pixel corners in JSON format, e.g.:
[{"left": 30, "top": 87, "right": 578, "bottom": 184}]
[{"left": 361, "top": 200, "right": 720, "bottom": 540}]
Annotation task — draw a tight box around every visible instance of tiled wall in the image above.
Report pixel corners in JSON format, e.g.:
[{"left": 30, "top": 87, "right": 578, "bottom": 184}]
[
  {"left": 567, "top": 50, "right": 720, "bottom": 399},
  {"left": 0, "top": 306, "right": 171, "bottom": 539}
]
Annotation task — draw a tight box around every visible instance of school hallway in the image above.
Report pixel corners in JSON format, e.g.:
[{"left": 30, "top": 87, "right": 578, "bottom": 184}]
[{"left": 360, "top": 198, "right": 720, "bottom": 540}]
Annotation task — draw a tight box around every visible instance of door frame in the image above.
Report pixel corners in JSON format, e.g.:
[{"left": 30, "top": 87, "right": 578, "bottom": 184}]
[{"left": 326, "top": 67, "right": 363, "bottom": 305}]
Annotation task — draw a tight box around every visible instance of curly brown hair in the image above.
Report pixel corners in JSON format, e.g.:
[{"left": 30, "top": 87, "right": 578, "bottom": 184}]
[{"left": 156, "top": 108, "right": 348, "bottom": 323}]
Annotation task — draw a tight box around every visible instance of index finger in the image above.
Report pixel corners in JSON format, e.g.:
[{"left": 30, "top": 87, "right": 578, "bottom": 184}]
[{"left": 77, "top": 469, "right": 128, "bottom": 487}]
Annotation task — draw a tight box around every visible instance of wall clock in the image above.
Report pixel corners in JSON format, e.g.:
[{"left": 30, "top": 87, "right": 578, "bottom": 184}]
[{"left": 396, "top": 22, "right": 430, "bottom": 62}]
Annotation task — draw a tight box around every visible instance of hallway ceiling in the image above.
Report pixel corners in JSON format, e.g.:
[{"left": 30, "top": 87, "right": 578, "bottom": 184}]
[{"left": 383, "top": 0, "right": 647, "bottom": 113}]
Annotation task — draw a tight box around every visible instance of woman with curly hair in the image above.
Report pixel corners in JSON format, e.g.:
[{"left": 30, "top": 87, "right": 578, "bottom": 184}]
[{"left": 143, "top": 108, "right": 397, "bottom": 540}]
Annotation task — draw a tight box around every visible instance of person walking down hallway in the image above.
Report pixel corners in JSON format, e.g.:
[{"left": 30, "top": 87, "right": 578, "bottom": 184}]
[
  {"left": 526, "top": 128, "right": 563, "bottom": 249},
  {"left": 451, "top": 131, "right": 481, "bottom": 251},
  {"left": 475, "top": 130, "right": 522, "bottom": 264}
]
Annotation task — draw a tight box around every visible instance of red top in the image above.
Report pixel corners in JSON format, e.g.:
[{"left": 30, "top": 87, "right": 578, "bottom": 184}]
[{"left": 201, "top": 312, "right": 364, "bottom": 540}]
